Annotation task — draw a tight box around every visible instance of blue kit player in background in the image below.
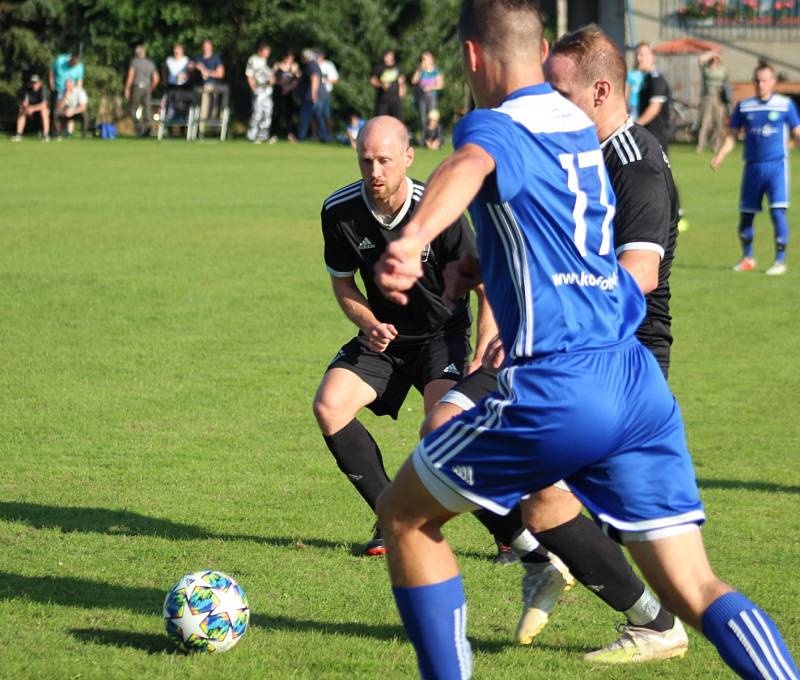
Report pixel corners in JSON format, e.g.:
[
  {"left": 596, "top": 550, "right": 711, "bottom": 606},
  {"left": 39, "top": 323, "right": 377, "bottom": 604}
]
[
  {"left": 373, "top": 1, "right": 799, "bottom": 679},
  {"left": 711, "top": 61, "right": 800, "bottom": 276}
]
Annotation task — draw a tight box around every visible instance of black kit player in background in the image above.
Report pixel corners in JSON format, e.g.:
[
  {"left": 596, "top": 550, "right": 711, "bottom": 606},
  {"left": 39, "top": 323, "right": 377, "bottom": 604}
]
[
  {"left": 312, "top": 115, "right": 496, "bottom": 556},
  {"left": 421, "top": 26, "right": 688, "bottom": 662}
]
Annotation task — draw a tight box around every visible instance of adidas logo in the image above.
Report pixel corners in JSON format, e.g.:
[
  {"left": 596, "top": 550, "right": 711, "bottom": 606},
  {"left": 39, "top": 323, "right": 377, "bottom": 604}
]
[
  {"left": 358, "top": 237, "right": 375, "bottom": 250},
  {"left": 443, "top": 363, "right": 460, "bottom": 375},
  {"left": 452, "top": 465, "right": 474, "bottom": 486}
]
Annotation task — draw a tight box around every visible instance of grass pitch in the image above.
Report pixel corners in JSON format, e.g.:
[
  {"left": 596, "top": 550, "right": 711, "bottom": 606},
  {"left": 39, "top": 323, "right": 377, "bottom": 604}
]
[{"left": 1, "top": 137, "right": 798, "bottom": 679}]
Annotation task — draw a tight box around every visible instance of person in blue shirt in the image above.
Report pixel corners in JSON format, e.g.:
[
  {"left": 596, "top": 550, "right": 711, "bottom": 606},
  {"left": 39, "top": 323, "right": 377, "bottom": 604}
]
[
  {"left": 190, "top": 39, "right": 225, "bottom": 133},
  {"left": 626, "top": 67, "right": 644, "bottom": 118},
  {"left": 711, "top": 62, "right": 800, "bottom": 275},
  {"left": 372, "top": 2, "right": 799, "bottom": 679}
]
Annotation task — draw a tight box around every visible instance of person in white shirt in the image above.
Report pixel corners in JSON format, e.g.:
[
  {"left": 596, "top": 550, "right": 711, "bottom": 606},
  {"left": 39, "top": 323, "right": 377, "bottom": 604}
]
[
  {"left": 317, "top": 50, "right": 339, "bottom": 138},
  {"left": 55, "top": 78, "right": 89, "bottom": 138}
]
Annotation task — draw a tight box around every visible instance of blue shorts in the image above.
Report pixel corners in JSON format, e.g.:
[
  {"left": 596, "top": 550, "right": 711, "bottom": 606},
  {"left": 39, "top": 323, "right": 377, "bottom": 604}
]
[
  {"left": 413, "top": 338, "right": 705, "bottom": 538},
  {"left": 740, "top": 160, "right": 790, "bottom": 212}
]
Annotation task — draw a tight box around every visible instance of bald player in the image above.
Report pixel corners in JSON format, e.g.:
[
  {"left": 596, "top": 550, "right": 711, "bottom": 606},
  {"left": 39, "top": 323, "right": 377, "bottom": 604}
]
[
  {"left": 313, "top": 116, "right": 495, "bottom": 555},
  {"left": 373, "top": 2, "right": 798, "bottom": 678}
]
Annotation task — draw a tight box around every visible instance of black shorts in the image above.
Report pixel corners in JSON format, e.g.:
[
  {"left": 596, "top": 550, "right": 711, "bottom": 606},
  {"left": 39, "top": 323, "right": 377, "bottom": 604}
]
[
  {"left": 438, "top": 366, "right": 499, "bottom": 411},
  {"left": 327, "top": 333, "right": 471, "bottom": 418}
]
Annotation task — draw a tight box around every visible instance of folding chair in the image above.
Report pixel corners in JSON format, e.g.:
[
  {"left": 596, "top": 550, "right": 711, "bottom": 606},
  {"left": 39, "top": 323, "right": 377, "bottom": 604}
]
[
  {"left": 157, "top": 88, "right": 199, "bottom": 141},
  {"left": 192, "top": 83, "right": 230, "bottom": 141}
]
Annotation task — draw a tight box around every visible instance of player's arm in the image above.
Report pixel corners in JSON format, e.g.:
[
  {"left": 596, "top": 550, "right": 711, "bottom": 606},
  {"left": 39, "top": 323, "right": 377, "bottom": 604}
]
[
  {"left": 150, "top": 68, "right": 160, "bottom": 92},
  {"left": 470, "top": 283, "right": 498, "bottom": 372},
  {"left": 710, "top": 129, "right": 737, "bottom": 170},
  {"left": 330, "top": 275, "right": 397, "bottom": 352},
  {"left": 375, "top": 143, "right": 495, "bottom": 305},
  {"left": 618, "top": 250, "right": 660, "bottom": 294}
]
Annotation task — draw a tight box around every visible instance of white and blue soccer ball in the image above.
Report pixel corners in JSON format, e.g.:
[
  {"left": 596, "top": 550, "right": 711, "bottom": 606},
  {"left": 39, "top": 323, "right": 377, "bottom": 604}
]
[{"left": 163, "top": 570, "right": 250, "bottom": 653}]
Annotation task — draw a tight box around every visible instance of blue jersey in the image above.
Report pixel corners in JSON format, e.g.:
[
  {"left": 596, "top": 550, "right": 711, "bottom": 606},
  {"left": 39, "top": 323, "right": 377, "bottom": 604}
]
[
  {"left": 453, "top": 83, "right": 645, "bottom": 361},
  {"left": 730, "top": 94, "right": 800, "bottom": 163}
]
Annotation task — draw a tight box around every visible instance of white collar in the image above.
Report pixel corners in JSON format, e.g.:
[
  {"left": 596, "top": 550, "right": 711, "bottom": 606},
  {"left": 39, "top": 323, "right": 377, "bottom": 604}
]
[
  {"left": 361, "top": 177, "right": 414, "bottom": 230},
  {"left": 600, "top": 116, "right": 634, "bottom": 149}
]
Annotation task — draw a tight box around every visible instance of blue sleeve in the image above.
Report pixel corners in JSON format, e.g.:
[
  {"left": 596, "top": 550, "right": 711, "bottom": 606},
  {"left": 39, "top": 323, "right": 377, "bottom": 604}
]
[
  {"left": 453, "top": 109, "right": 524, "bottom": 202},
  {"left": 788, "top": 101, "right": 800, "bottom": 130},
  {"left": 729, "top": 102, "right": 743, "bottom": 130},
  {"left": 77, "top": 64, "right": 85, "bottom": 81}
]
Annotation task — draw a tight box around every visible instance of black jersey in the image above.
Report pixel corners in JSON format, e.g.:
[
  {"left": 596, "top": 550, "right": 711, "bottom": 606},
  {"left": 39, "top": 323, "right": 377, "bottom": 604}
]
[
  {"left": 639, "top": 70, "right": 672, "bottom": 152},
  {"left": 321, "top": 178, "right": 477, "bottom": 345},
  {"left": 602, "top": 119, "right": 679, "bottom": 370}
]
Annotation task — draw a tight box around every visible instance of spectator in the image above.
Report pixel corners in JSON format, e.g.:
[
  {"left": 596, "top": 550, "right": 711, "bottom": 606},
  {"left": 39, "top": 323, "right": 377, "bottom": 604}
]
[
  {"left": 124, "top": 45, "right": 159, "bottom": 137},
  {"left": 626, "top": 64, "right": 644, "bottom": 118},
  {"left": 272, "top": 51, "right": 299, "bottom": 141},
  {"left": 245, "top": 41, "right": 276, "bottom": 144},
  {"left": 635, "top": 42, "right": 672, "bottom": 154},
  {"left": 190, "top": 38, "right": 225, "bottom": 132},
  {"left": 166, "top": 43, "right": 190, "bottom": 87},
  {"left": 297, "top": 48, "right": 329, "bottom": 143},
  {"left": 370, "top": 49, "right": 405, "bottom": 120},
  {"left": 55, "top": 78, "right": 89, "bottom": 139},
  {"left": 11, "top": 75, "right": 50, "bottom": 142},
  {"left": 337, "top": 113, "right": 365, "bottom": 147},
  {"left": 49, "top": 50, "right": 84, "bottom": 126},
  {"left": 696, "top": 51, "right": 728, "bottom": 153},
  {"left": 422, "top": 108, "right": 443, "bottom": 150},
  {"left": 317, "top": 49, "right": 339, "bottom": 138},
  {"left": 411, "top": 51, "right": 444, "bottom": 134}
]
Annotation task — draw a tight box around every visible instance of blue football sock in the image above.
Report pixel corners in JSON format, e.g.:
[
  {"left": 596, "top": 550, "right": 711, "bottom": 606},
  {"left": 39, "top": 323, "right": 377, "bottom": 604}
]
[
  {"left": 770, "top": 208, "right": 789, "bottom": 263},
  {"left": 702, "top": 591, "right": 799, "bottom": 679},
  {"left": 739, "top": 213, "right": 755, "bottom": 258},
  {"left": 393, "top": 575, "right": 472, "bottom": 680}
]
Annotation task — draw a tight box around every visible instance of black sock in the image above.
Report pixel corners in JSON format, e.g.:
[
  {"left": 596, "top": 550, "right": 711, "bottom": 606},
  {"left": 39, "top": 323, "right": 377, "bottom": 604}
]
[
  {"left": 323, "top": 419, "right": 390, "bottom": 511},
  {"left": 535, "top": 515, "right": 652, "bottom": 613}
]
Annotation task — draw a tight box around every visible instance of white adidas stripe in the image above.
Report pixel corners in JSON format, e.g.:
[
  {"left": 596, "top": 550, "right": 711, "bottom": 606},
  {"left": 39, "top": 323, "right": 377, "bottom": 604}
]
[
  {"left": 752, "top": 610, "right": 798, "bottom": 680},
  {"left": 324, "top": 188, "right": 362, "bottom": 211},
  {"left": 324, "top": 180, "right": 361, "bottom": 203}
]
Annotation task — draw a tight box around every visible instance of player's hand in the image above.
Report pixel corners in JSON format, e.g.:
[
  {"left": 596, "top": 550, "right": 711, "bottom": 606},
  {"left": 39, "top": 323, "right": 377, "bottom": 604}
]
[
  {"left": 442, "top": 253, "right": 482, "bottom": 309},
  {"left": 375, "top": 236, "right": 425, "bottom": 306},
  {"left": 367, "top": 322, "right": 398, "bottom": 352},
  {"left": 482, "top": 334, "right": 505, "bottom": 369},
  {"left": 710, "top": 155, "right": 722, "bottom": 171}
]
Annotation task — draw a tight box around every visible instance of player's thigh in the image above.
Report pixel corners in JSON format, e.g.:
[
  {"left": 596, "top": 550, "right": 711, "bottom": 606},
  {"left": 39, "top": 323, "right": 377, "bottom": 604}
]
[
  {"left": 420, "top": 401, "right": 465, "bottom": 438},
  {"left": 740, "top": 164, "right": 767, "bottom": 213},
  {"left": 422, "top": 378, "right": 459, "bottom": 415},
  {"left": 626, "top": 527, "right": 732, "bottom": 630},
  {"left": 521, "top": 484, "right": 582, "bottom": 534},
  {"left": 766, "top": 160, "right": 789, "bottom": 208}
]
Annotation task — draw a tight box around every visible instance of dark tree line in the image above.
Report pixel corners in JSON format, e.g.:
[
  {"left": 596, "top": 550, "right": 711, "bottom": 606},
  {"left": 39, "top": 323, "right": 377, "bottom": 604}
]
[{"left": 0, "top": 0, "right": 476, "bottom": 132}]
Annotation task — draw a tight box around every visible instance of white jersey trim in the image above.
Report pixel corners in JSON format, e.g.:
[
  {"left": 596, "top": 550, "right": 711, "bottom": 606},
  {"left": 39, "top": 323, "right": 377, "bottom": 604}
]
[
  {"left": 360, "top": 177, "right": 416, "bottom": 230},
  {"left": 324, "top": 186, "right": 362, "bottom": 212},
  {"left": 327, "top": 266, "right": 357, "bottom": 277},
  {"left": 615, "top": 241, "right": 665, "bottom": 259},
  {"left": 323, "top": 180, "right": 362, "bottom": 209},
  {"left": 493, "top": 91, "right": 595, "bottom": 135}
]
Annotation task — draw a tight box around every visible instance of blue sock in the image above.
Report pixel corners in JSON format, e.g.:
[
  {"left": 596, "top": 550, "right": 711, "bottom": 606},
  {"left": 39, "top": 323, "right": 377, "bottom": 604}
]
[
  {"left": 393, "top": 575, "right": 472, "bottom": 680},
  {"left": 702, "top": 591, "right": 799, "bottom": 679},
  {"left": 739, "top": 213, "right": 755, "bottom": 258},
  {"left": 770, "top": 208, "right": 789, "bottom": 263}
]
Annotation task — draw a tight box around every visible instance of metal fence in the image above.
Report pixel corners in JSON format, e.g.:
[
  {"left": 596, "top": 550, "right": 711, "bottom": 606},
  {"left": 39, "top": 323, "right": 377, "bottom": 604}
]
[{"left": 660, "top": 0, "right": 800, "bottom": 40}]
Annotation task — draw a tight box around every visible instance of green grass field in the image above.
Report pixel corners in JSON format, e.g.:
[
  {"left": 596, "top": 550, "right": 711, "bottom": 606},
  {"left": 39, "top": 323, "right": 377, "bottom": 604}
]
[{"left": 1, "top": 137, "right": 798, "bottom": 679}]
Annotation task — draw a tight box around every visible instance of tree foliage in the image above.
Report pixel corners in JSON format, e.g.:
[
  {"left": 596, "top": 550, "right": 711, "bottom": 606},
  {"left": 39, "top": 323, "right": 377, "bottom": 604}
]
[{"left": 1, "top": 0, "right": 468, "bottom": 133}]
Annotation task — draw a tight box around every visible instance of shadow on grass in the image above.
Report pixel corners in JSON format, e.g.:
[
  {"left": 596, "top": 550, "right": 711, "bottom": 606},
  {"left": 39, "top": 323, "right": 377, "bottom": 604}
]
[
  {"left": 4, "top": 572, "right": 539, "bottom": 656},
  {"left": 697, "top": 478, "right": 800, "bottom": 495},
  {"left": 0, "top": 501, "right": 494, "bottom": 561},
  {"left": 71, "top": 628, "right": 177, "bottom": 654},
  {"left": 0, "top": 501, "right": 343, "bottom": 551}
]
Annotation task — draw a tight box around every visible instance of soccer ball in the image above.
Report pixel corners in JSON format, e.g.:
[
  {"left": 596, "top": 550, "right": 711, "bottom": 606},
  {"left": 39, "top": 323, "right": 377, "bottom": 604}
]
[{"left": 163, "top": 570, "right": 250, "bottom": 653}]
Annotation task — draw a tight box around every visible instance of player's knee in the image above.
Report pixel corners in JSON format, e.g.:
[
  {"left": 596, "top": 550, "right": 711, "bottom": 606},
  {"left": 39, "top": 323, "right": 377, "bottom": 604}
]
[
  {"left": 312, "top": 392, "right": 343, "bottom": 433},
  {"left": 522, "top": 487, "right": 581, "bottom": 534}
]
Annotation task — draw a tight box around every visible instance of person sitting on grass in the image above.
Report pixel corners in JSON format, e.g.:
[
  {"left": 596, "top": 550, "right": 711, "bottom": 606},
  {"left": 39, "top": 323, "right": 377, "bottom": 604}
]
[
  {"left": 12, "top": 75, "right": 50, "bottom": 142},
  {"left": 423, "top": 109, "right": 443, "bottom": 150}
]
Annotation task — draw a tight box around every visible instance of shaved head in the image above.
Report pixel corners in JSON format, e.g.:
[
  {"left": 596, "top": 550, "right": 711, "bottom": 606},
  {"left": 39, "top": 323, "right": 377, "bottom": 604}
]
[
  {"left": 458, "top": 0, "right": 543, "bottom": 62},
  {"left": 357, "top": 115, "right": 409, "bottom": 153}
]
